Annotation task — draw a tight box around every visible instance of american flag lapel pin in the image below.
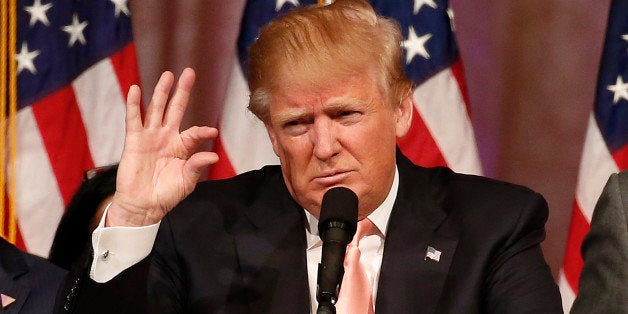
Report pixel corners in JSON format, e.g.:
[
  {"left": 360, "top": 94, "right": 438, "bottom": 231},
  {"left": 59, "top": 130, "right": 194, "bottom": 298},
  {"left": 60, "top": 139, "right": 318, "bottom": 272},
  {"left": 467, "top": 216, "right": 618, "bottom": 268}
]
[{"left": 424, "top": 246, "right": 442, "bottom": 262}]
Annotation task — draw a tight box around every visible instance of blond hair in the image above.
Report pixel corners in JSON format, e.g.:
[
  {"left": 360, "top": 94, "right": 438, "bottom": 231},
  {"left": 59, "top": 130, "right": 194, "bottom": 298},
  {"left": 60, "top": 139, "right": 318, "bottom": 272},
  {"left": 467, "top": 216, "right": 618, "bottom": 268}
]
[{"left": 247, "top": 0, "right": 412, "bottom": 123}]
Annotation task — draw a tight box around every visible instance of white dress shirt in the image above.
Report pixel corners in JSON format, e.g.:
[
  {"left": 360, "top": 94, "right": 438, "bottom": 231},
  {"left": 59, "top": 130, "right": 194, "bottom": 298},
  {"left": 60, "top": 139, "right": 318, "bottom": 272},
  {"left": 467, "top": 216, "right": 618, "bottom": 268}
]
[{"left": 90, "top": 167, "right": 399, "bottom": 314}]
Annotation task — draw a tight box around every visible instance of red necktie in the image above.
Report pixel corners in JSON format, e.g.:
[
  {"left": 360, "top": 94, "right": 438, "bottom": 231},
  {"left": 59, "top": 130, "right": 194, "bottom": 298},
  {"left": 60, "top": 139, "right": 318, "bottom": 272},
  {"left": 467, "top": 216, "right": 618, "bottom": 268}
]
[{"left": 335, "top": 218, "right": 376, "bottom": 314}]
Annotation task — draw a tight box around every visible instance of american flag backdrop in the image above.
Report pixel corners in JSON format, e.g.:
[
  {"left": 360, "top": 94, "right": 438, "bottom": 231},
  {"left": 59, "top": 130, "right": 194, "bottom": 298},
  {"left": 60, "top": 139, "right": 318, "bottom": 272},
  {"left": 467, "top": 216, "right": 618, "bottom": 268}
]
[
  {"left": 558, "top": 0, "right": 628, "bottom": 311},
  {"left": 1, "top": 0, "right": 139, "bottom": 256},
  {"left": 209, "top": 0, "right": 482, "bottom": 180}
]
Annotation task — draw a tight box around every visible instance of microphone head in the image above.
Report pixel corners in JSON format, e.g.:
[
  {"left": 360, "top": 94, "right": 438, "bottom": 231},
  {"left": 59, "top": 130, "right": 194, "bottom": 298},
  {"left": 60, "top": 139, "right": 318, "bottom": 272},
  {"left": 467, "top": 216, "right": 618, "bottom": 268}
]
[{"left": 318, "top": 187, "right": 358, "bottom": 237}]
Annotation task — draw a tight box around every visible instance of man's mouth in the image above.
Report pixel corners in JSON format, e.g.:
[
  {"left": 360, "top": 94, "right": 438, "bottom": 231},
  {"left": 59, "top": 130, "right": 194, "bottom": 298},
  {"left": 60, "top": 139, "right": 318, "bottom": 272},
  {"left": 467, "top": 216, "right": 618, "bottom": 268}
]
[{"left": 314, "top": 170, "right": 351, "bottom": 185}]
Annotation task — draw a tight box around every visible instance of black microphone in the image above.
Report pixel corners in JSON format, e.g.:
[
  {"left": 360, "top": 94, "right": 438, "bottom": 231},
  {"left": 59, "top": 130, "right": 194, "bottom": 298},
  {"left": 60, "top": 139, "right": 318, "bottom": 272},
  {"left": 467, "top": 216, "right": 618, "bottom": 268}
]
[{"left": 316, "top": 187, "right": 358, "bottom": 314}]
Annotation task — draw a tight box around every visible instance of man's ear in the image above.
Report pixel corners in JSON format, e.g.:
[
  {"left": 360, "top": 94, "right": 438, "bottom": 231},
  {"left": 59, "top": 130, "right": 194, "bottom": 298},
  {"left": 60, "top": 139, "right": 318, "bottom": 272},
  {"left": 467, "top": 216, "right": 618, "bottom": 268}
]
[
  {"left": 395, "top": 89, "right": 413, "bottom": 138},
  {"left": 266, "top": 124, "right": 280, "bottom": 157}
]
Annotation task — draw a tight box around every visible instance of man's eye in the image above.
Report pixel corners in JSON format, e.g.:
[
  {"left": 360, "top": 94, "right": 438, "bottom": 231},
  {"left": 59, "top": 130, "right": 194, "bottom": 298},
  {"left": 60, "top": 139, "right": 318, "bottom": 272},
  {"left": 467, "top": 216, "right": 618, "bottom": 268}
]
[
  {"left": 284, "top": 120, "right": 303, "bottom": 128},
  {"left": 282, "top": 120, "right": 309, "bottom": 135},
  {"left": 337, "top": 111, "right": 361, "bottom": 120}
]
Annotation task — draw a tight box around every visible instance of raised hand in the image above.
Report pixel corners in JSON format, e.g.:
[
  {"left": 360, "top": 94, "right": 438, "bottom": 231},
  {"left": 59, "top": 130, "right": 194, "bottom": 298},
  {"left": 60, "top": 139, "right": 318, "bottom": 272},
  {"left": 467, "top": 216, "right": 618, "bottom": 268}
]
[{"left": 106, "top": 68, "right": 219, "bottom": 227}]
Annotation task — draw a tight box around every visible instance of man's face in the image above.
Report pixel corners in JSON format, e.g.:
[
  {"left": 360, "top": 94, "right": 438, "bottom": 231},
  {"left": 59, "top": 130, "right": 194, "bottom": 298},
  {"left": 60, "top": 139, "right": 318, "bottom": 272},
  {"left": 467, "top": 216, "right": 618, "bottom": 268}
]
[{"left": 265, "top": 74, "right": 412, "bottom": 219}]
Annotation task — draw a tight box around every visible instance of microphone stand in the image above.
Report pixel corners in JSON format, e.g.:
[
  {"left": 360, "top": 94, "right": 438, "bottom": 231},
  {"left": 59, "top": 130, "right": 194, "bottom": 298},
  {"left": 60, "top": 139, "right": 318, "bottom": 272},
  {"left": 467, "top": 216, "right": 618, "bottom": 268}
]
[
  {"left": 316, "top": 259, "right": 343, "bottom": 313},
  {"left": 317, "top": 300, "right": 335, "bottom": 314}
]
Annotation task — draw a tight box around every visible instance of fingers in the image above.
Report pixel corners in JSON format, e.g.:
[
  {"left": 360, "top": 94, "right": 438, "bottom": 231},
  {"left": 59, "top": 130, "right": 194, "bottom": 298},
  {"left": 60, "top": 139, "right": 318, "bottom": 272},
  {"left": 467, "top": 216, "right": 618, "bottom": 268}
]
[
  {"left": 180, "top": 126, "right": 218, "bottom": 153},
  {"left": 145, "top": 71, "right": 175, "bottom": 128},
  {"left": 126, "top": 85, "right": 143, "bottom": 132},
  {"left": 164, "top": 68, "right": 196, "bottom": 128},
  {"left": 185, "top": 151, "right": 220, "bottom": 183},
  {"left": 143, "top": 68, "right": 195, "bottom": 130},
  {"left": 181, "top": 126, "right": 219, "bottom": 184}
]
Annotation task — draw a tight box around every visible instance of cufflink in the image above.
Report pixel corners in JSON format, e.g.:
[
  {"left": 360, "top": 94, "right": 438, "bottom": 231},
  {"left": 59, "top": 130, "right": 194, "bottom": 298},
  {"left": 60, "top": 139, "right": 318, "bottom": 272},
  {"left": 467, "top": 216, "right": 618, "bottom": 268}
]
[{"left": 100, "top": 249, "right": 111, "bottom": 261}]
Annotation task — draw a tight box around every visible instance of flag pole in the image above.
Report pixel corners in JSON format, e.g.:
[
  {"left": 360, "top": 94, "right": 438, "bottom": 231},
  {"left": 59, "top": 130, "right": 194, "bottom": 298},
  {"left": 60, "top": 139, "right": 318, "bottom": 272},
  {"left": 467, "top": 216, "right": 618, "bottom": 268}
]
[
  {"left": 8, "top": 0, "right": 18, "bottom": 244},
  {"left": 0, "top": 0, "right": 18, "bottom": 244},
  {"left": 0, "top": 0, "right": 8, "bottom": 239}
]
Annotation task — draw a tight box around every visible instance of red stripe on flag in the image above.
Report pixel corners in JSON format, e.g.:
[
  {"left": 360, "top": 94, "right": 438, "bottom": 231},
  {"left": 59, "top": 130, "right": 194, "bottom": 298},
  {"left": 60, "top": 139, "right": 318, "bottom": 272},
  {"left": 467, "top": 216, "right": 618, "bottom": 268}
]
[
  {"left": 2, "top": 190, "right": 25, "bottom": 250},
  {"left": 611, "top": 144, "right": 628, "bottom": 170},
  {"left": 562, "top": 201, "right": 590, "bottom": 293},
  {"left": 397, "top": 108, "right": 447, "bottom": 168},
  {"left": 208, "top": 136, "right": 237, "bottom": 180},
  {"left": 31, "top": 87, "right": 95, "bottom": 205},
  {"left": 450, "top": 59, "right": 471, "bottom": 115},
  {"left": 110, "top": 43, "right": 141, "bottom": 101}
]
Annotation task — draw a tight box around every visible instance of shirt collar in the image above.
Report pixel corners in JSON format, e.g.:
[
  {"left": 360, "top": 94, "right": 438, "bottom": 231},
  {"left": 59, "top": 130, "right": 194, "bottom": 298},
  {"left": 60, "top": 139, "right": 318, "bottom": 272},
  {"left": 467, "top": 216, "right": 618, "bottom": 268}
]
[{"left": 305, "top": 166, "right": 399, "bottom": 249}]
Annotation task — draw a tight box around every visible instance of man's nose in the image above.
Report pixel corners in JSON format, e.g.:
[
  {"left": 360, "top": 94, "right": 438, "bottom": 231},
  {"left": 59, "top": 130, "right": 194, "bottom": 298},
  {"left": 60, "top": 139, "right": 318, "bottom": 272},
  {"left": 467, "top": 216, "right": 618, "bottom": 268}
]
[{"left": 311, "top": 119, "right": 339, "bottom": 160}]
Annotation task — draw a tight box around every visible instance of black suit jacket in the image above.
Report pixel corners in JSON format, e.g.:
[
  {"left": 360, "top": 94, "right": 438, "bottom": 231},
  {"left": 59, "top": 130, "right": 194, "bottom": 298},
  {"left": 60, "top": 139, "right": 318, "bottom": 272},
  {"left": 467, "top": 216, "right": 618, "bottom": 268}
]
[
  {"left": 63, "top": 153, "right": 562, "bottom": 313},
  {"left": 0, "top": 237, "right": 67, "bottom": 314}
]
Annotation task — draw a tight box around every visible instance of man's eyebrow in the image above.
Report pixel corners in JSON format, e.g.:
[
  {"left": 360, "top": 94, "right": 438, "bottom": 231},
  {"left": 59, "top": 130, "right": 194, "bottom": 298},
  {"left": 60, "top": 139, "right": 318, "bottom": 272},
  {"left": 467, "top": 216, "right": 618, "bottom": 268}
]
[
  {"left": 271, "top": 96, "right": 373, "bottom": 123},
  {"left": 325, "top": 97, "right": 374, "bottom": 111},
  {"left": 325, "top": 97, "right": 369, "bottom": 108},
  {"left": 273, "top": 109, "right": 311, "bottom": 124}
]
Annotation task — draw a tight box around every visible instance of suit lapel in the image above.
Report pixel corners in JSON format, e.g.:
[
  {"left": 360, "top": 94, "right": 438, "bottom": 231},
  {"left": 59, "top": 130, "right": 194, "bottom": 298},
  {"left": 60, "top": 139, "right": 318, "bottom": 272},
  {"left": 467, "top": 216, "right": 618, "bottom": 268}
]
[
  {"left": 0, "top": 240, "right": 30, "bottom": 314},
  {"left": 233, "top": 174, "right": 311, "bottom": 313},
  {"left": 376, "top": 155, "right": 459, "bottom": 314}
]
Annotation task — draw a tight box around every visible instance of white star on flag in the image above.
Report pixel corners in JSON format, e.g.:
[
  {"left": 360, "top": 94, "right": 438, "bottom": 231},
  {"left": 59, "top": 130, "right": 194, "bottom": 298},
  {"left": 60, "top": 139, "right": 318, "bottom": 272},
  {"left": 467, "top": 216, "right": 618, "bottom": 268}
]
[
  {"left": 15, "top": 42, "right": 41, "bottom": 75},
  {"left": 413, "top": 0, "right": 437, "bottom": 14},
  {"left": 447, "top": 7, "right": 455, "bottom": 31},
  {"left": 110, "top": 0, "right": 130, "bottom": 17},
  {"left": 622, "top": 34, "right": 628, "bottom": 54},
  {"left": 24, "top": 0, "right": 53, "bottom": 27},
  {"left": 276, "top": 0, "right": 299, "bottom": 11},
  {"left": 401, "top": 26, "right": 432, "bottom": 63},
  {"left": 62, "top": 13, "right": 88, "bottom": 47},
  {"left": 607, "top": 75, "right": 628, "bottom": 104}
]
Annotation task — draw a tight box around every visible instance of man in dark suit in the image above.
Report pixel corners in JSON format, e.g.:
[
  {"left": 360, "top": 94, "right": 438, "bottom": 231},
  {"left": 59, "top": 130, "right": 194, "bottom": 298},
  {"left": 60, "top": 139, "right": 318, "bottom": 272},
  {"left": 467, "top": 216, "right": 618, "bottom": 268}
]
[
  {"left": 0, "top": 237, "right": 66, "bottom": 314},
  {"left": 61, "top": 0, "right": 562, "bottom": 313},
  {"left": 571, "top": 171, "right": 628, "bottom": 313}
]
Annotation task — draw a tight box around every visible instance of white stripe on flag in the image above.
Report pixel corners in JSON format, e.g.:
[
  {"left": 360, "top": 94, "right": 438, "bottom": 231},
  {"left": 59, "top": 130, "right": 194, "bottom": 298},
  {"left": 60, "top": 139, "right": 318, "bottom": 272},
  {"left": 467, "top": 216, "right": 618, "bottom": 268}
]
[
  {"left": 574, "top": 114, "right": 619, "bottom": 223},
  {"left": 413, "top": 68, "right": 481, "bottom": 175},
  {"left": 220, "top": 57, "right": 279, "bottom": 173},
  {"left": 558, "top": 270, "right": 575, "bottom": 313},
  {"left": 14, "top": 107, "right": 64, "bottom": 256},
  {"left": 72, "top": 58, "right": 126, "bottom": 166}
]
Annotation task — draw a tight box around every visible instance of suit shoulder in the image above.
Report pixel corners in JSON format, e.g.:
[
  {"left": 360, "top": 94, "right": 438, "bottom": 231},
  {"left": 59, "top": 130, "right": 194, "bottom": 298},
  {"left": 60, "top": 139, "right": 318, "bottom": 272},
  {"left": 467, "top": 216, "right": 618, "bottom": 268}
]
[
  {"left": 165, "top": 165, "right": 284, "bottom": 226},
  {"left": 23, "top": 251, "right": 68, "bottom": 283},
  {"left": 188, "top": 165, "right": 283, "bottom": 204},
  {"left": 0, "top": 239, "right": 66, "bottom": 295},
  {"left": 426, "top": 166, "right": 541, "bottom": 199},
  {"left": 417, "top": 166, "right": 548, "bottom": 221}
]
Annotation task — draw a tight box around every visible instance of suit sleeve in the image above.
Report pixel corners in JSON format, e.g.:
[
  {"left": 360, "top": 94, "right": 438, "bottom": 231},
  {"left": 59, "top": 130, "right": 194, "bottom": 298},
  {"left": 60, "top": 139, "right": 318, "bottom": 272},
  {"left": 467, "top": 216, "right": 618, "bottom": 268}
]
[
  {"left": 61, "top": 220, "right": 198, "bottom": 314},
  {"left": 571, "top": 172, "right": 628, "bottom": 313},
  {"left": 483, "top": 192, "right": 563, "bottom": 313}
]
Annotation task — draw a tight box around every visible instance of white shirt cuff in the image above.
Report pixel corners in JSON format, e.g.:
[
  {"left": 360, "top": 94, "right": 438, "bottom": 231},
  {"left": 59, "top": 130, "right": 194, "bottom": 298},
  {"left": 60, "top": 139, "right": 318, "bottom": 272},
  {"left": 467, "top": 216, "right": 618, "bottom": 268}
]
[{"left": 89, "top": 203, "right": 161, "bottom": 283}]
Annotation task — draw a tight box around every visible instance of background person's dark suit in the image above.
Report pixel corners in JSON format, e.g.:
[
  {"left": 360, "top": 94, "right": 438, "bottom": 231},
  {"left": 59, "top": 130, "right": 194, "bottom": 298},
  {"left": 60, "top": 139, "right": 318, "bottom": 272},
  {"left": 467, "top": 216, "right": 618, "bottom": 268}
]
[
  {"left": 64, "top": 153, "right": 561, "bottom": 313},
  {"left": 0, "top": 237, "right": 66, "bottom": 314},
  {"left": 571, "top": 171, "right": 628, "bottom": 313}
]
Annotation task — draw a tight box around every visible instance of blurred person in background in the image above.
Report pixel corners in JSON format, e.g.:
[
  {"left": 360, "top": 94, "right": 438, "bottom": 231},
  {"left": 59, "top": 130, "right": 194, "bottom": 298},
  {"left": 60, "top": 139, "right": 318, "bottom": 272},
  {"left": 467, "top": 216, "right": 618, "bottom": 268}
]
[
  {"left": 49, "top": 164, "right": 118, "bottom": 271},
  {"left": 0, "top": 236, "right": 66, "bottom": 313},
  {"left": 571, "top": 170, "right": 628, "bottom": 313}
]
